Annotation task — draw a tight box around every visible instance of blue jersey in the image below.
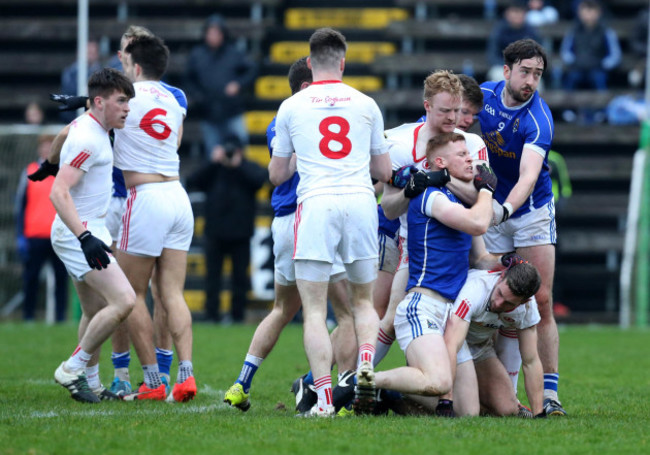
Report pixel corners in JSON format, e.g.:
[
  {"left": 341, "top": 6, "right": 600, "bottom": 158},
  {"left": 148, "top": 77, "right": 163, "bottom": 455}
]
[
  {"left": 378, "top": 204, "right": 400, "bottom": 239},
  {"left": 111, "top": 82, "right": 188, "bottom": 198},
  {"left": 478, "top": 80, "right": 554, "bottom": 218},
  {"left": 407, "top": 187, "right": 472, "bottom": 300},
  {"left": 267, "top": 117, "right": 299, "bottom": 217}
]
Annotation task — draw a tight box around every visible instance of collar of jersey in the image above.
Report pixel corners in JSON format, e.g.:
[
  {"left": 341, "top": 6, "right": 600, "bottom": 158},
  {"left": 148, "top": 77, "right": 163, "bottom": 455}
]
[
  {"left": 88, "top": 113, "right": 107, "bottom": 131},
  {"left": 311, "top": 80, "right": 342, "bottom": 85},
  {"left": 412, "top": 123, "right": 426, "bottom": 163}
]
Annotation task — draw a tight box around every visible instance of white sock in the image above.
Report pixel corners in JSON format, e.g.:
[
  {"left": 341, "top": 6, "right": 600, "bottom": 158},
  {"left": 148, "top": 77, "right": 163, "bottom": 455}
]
[
  {"left": 142, "top": 364, "right": 162, "bottom": 388},
  {"left": 495, "top": 328, "right": 521, "bottom": 394},
  {"left": 86, "top": 364, "right": 101, "bottom": 390},
  {"left": 65, "top": 346, "right": 92, "bottom": 372},
  {"left": 313, "top": 375, "right": 333, "bottom": 410}
]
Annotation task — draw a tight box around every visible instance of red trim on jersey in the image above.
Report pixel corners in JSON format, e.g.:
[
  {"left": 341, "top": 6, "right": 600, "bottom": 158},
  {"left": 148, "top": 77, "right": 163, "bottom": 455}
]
[
  {"left": 70, "top": 151, "right": 91, "bottom": 169},
  {"left": 478, "top": 147, "right": 487, "bottom": 161},
  {"left": 120, "top": 187, "right": 136, "bottom": 251},
  {"left": 311, "top": 80, "right": 343, "bottom": 85},
  {"left": 456, "top": 299, "right": 470, "bottom": 319},
  {"left": 498, "top": 328, "right": 519, "bottom": 338},
  {"left": 292, "top": 203, "right": 302, "bottom": 259},
  {"left": 88, "top": 113, "right": 106, "bottom": 131},
  {"left": 412, "top": 123, "right": 426, "bottom": 163}
]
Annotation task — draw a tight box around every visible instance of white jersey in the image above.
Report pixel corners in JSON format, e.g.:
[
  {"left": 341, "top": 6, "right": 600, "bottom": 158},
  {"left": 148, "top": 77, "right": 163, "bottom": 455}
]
[
  {"left": 58, "top": 113, "right": 113, "bottom": 220},
  {"left": 113, "top": 80, "right": 185, "bottom": 177},
  {"left": 273, "top": 80, "right": 388, "bottom": 203},
  {"left": 385, "top": 123, "right": 489, "bottom": 239},
  {"left": 451, "top": 269, "right": 540, "bottom": 347}
]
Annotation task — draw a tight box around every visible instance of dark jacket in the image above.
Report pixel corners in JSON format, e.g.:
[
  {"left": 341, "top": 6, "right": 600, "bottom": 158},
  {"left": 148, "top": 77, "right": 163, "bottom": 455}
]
[
  {"left": 560, "top": 20, "right": 621, "bottom": 71},
  {"left": 183, "top": 42, "right": 257, "bottom": 122},
  {"left": 487, "top": 21, "right": 540, "bottom": 67},
  {"left": 186, "top": 159, "right": 268, "bottom": 240}
]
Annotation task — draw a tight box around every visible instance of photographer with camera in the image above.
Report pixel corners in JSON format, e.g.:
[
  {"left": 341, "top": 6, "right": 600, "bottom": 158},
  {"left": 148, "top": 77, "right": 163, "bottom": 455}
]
[{"left": 186, "top": 135, "right": 268, "bottom": 324}]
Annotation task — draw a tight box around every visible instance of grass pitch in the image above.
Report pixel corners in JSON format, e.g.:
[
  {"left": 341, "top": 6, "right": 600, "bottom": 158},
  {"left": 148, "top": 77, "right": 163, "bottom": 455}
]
[{"left": 0, "top": 322, "right": 648, "bottom": 455}]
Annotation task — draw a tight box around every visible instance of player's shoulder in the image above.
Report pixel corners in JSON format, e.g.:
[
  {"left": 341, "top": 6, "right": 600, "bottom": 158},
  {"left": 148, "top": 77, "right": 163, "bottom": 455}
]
[
  {"left": 480, "top": 80, "right": 501, "bottom": 98},
  {"left": 385, "top": 122, "right": 420, "bottom": 139},
  {"left": 160, "top": 81, "right": 188, "bottom": 110}
]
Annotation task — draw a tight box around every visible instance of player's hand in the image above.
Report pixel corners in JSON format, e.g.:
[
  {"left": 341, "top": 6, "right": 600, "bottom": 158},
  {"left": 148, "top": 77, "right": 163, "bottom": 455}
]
[
  {"left": 27, "top": 160, "right": 59, "bottom": 181},
  {"left": 491, "top": 201, "right": 513, "bottom": 226},
  {"left": 78, "top": 230, "right": 112, "bottom": 270},
  {"left": 473, "top": 163, "right": 497, "bottom": 194},
  {"left": 434, "top": 399, "right": 455, "bottom": 418},
  {"left": 425, "top": 168, "right": 450, "bottom": 187},
  {"left": 404, "top": 171, "right": 428, "bottom": 198},
  {"left": 388, "top": 165, "right": 418, "bottom": 189},
  {"left": 500, "top": 252, "right": 526, "bottom": 268},
  {"left": 49, "top": 93, "right": 89, "bottom": 111}
]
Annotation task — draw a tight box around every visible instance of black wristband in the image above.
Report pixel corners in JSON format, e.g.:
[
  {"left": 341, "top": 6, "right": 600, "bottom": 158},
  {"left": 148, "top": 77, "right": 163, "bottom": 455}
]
[{"left": 78, "top": 230, "right": 92, "bottom": 243}]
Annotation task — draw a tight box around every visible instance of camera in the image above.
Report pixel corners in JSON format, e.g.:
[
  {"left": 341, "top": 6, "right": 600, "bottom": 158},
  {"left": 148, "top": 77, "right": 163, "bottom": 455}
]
[{"left": 224, "top": 142, "right": 238, "bottom": 159}]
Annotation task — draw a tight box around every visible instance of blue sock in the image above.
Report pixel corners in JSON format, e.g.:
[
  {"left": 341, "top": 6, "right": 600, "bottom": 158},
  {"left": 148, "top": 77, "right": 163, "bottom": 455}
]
[
  {"left": 156, "top": 348, "right": 174, "bottom": 378},
  {"left": 236, "top": 354, "right": 263, "bottom": 393},
  {"left": 111, "top": 351, "right": 130, "bottom": 369},
  {"left": 304, "top": 371, "right": 314, "bottom": 386},
  {"left": 544, "top": 373, "right": 559, "bottom": 393}
]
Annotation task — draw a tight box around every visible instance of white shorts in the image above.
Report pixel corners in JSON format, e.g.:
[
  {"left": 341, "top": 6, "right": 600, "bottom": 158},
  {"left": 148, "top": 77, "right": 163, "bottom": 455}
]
[
  {"left": 51, "top": 216, "right": 116, "bottom": 281},
  {"left": 397, "top": 235, "right": 409, "bottom": 272},
  {"left": 294, "top": 193, "right": 378, "bottom": 264},
  {"left": 272, "top": 212, "right": 345, "bottom": 286},
  {"left": 119, "top": 181, "right": 194, "bottom": 256},
  {"left": 394, "top": 292, "right": 451, "bottom": 353},
  {"left": 106, "top": 196, "right": 126, "bottom": 243},
  {"left": 378, "top": 232, "right": 399, "bottom": 274},
  {"left": 484, "top": 199, "right": 556, "bottom": 253},
  {"left": 468, "top": 338, "right": 498, "bottom": 364}
]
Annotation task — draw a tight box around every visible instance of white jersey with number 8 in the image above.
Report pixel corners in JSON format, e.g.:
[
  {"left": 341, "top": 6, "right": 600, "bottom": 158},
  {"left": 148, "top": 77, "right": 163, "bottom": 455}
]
[
  {"left": 273, "top": 80, "right": 388, "bottom": 203},
  {"left": 113, "top": 80, "right": 185, "bottom": 177}
]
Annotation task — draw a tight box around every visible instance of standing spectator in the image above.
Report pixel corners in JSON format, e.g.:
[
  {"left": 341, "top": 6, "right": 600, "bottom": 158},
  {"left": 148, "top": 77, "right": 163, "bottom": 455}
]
[
  {"left": 186, "top": 135, "right": 267, "bottom": 324},
  {"left": 487, "top": 2, "right": 541, "bottom": 81},
  {"left": 15, "top": 134, "right": 69, "bottom": 322},
  {"left": 60, "top": 38, "right": 103, "bottom": 123},
  {"left": 560, "top": 0, "right": 621, "bottom": 94},
  {"left": 628, "top": 8, "right": 648, "bottom": 88},
  {"left": 183, "top": 14, "right": 258, "bottom": 159}
]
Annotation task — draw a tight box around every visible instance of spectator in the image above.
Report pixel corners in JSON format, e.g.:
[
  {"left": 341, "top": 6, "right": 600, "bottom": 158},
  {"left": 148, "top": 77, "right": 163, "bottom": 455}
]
[
  {"left": 186, "top": 135, "right": 268, "bottom": 323},
  {"left": 525, "top": 0, "right": 559, "bottom": 27},
  {"left": 486, "top": 2, "right": 541, "bottom": 81},
  {"left": 560, "top": 0, "right": 621, "bottom": 123},
  {"left": 628, "top": 9, "right": 648, "bottom": 88},
  {"left": 183, "top": 14, "right": 258, "bottom": 159},
  {"left": 24, "top": 102, "right": 45, "bottom": 126},
  {"left": 60, "top": 38, "right": 102, "bottom": 123},
  {"left": 15, "top": 134, "right": 69, "bottom": 322}
]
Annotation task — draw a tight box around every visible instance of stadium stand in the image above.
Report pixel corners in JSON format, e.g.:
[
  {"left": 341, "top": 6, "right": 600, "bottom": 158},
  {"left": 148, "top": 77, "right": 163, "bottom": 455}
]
[{"left": 0, "top": 0, "right": 645, "bottom": 321}]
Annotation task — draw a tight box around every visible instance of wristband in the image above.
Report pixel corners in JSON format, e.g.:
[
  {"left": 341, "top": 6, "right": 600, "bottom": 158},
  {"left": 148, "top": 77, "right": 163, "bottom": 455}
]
[
  {"left": 78, "top": 230, "right": 92, "bottom": 242},
  {"left": 502, "top": 202, "right": 513, "bottom": 220}
]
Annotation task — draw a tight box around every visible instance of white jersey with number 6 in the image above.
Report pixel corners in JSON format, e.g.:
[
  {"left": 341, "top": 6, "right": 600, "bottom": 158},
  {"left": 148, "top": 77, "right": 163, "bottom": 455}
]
[
  {"left": 113, "top": 80, "right": 185, "bottom": 177},
  {"left": 273, "top": 80, "right": 388, "bottom": 203}
]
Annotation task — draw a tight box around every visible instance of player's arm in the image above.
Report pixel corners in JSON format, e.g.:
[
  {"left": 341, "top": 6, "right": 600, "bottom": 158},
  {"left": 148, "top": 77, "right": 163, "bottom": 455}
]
[
  {"left": 431, "top": 189, "right": 492, "bottom": 236},
  {"left": 370, "top": 152, "right": 392, "bottom": 183},
  {"left": 504, "top": 147, "right": 544, "bottom": 213},
  {"left": 468, "top": 235, "right": 501, "bottom": 270},
  {"left": 443, "top": 313, "right": 471, "bottom": 400},
  {"left": 268, "top": 153, "right": 296, "bottom": 186},
  {"left": 517, "top": 325, "right": 545, "bottom": 416},
  {"left": 49, "top": 165, "right": 87, "bottom": 237}
]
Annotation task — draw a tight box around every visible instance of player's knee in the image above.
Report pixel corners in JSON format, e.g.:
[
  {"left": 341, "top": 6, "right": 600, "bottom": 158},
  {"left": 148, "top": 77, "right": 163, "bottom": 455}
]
[
  {"left": 422, "top": 375, "right": 452, "bottom": 397},
  {"left": 117, "top": 288, "right": 136, "bottom": 318}
]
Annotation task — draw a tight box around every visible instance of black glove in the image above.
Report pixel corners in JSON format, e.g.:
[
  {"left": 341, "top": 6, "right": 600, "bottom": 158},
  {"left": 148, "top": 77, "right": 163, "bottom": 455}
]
[
  {"left": 534, "top": 410, "right": 547, "bottom": 419},
  {"left": 500, "top": 252, "right": 526, "bottom": 268},
  {"left": 50, "top": 93, "right": 89, "bottom": 111},
  {"left": 435, "top": 399, "right": 455, "bottom": 418},
  {"left": 78, "top": 230, "right": 112, "bottom": 270},
  {"left": 404, "top": 171, "right": 428, "bottom": 198},
  {"left": 27, "top": 160, "right": 59, "bottom": 181},
  {"left": 425, "top": 168, "right": 450, "bottom": 187},
  {"left": 388, "top": 165, "right": 418, "bottom": 189},
  {"left": 473, "top": 163, "right": 497, "bottom": 193}
]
